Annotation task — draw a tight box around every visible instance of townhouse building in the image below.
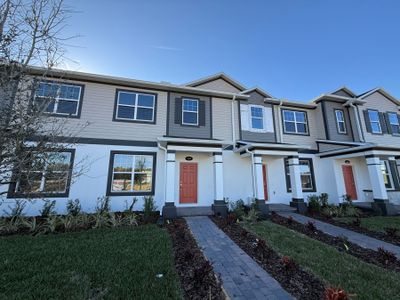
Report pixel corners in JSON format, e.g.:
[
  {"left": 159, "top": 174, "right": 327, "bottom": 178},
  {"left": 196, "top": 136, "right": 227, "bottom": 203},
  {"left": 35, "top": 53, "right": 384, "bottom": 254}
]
[{"left": 2, "top": 68, "right": 400, "bottom": 216}]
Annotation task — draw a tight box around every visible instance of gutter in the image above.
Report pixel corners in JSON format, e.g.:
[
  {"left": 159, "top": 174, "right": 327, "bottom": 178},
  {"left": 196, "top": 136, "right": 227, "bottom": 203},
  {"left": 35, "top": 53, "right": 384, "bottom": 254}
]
[
  {"left": 277, "top": 99, "right": 284, "bottom": 143},
  {"left": 157, "top": 142, "right": 168, "bottom": 200},
  {"left": 231, "top": 95, "right": 237, "bottom": 143},
  {"left": 344, "top": 100, "right": 365, "bottom": 142}
]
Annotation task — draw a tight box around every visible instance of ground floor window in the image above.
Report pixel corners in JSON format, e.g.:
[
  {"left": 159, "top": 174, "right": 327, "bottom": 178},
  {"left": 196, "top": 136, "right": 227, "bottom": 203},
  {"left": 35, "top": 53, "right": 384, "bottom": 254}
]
[
  {"left": 284, "top": 158, "right": 316, "bottom": 192},
  {"left": 8, "top": 150, "right": 75, "bottom": 197},
  {"left": 107, "top": 151, "right": 156, "bottom": 196},
  {"left": 380, "top": 160, "right": 394, "bottom": 190}
]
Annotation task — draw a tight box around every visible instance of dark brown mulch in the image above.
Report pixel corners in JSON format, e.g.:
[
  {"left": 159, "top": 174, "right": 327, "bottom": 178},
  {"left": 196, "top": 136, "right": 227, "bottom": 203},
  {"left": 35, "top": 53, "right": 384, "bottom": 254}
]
[
  {"left": 306, "top": 212, "right": 400, "bottom": 247},
  {"left": 271, "top": 213, "right": 400, "bottom": 272},
  {"left": 211, "top": 216, "right": 325, "bottom": 300},
  {"left": 166, "top": 219, "right": 225, "bottom": 300}
]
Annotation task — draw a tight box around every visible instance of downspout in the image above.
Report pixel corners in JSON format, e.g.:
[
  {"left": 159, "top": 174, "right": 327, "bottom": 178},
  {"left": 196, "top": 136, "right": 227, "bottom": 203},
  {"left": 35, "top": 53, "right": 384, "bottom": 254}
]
[
  {"left": 345, "top": 100, "right": 364, "bottom": 142},
  {"left": 231, "top": 95, "right": 237, "bottom": 143},
  {"left": 245, "top": 148, "right": 256, "bottom": 198},
  {"left": 277, "top": 99, "right": 284, "bottom": 143},
  {"left": 157, "top": 142, "right": 168, "bottom": 199}
]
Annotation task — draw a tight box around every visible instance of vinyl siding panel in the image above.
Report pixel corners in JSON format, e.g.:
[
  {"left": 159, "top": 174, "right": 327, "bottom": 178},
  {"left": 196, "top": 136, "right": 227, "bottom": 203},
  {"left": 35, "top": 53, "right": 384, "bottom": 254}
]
[
  {"left": 48, "top": 79, "right": 167, "bottom": 141},
  {"left": 359, "top": 91, "right": 400, "bottom": 146},
  {"left": 323, "top": 101, "right": 354, "bottom": 142},
  {"left": 314, "top": 105, "right": 326, "bottom": 140},
  {"left": 194, "top": 78, "right": 242, "bottom": 93},
  {"left": 212, "top": 97, "right": 233, "bottom": 141},
  {"left": 278, "top": 106, "right": 318, "bottom": 149}
]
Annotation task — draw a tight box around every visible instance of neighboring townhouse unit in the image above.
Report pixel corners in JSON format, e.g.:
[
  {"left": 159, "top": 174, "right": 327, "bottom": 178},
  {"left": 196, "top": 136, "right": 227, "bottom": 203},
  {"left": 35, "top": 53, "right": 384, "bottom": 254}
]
[{"left": 2, "top": 68, "right": 400, "bottom": 216}]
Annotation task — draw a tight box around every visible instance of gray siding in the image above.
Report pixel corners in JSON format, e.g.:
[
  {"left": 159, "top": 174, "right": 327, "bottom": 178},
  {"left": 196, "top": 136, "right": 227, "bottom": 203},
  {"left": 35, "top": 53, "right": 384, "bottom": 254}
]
[
  {"left": 168, "top": 92, "right": 212, "bottom": 139},
  {"left": 212, "top": 97, "right": 234, "bottom": 141},
  {"left": 194, "top": 78, "right": 242, "bottom": 93},
  {"left": 322, "top": 100, "right": 354, "bottom": 142},
  {"left": 240, "top": 91, "right": 276, "bottom": 143},
  {"left": 318, "top": 143, "right": 353, "bottom": 152}
]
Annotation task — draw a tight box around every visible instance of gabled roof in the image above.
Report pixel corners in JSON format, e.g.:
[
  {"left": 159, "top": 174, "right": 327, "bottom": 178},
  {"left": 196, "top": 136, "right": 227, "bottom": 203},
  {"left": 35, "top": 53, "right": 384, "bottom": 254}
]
[
  {"left": 184, "top": 72, "right": 246, "bottom": 91},
  {"left": 329, "top": 86, "right": 356, "bottom": 98},
  {"left": 357, "top": 87, "right": 400, "bottom": 106},
  {"left": 241, "top": 87, "right": 273, "bottom": 98}
]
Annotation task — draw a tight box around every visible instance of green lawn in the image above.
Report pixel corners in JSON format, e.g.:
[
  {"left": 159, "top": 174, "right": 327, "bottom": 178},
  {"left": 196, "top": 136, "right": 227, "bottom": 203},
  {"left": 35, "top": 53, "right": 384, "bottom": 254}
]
[
  {"left": 334, "top": 216, "right": 400, "bottom": 233},
  {"left": 0, "top": 225, "right": 181, "bottom": 300},
  {"left": 245, "top": 221, "right": 400, "bottom": 300}
]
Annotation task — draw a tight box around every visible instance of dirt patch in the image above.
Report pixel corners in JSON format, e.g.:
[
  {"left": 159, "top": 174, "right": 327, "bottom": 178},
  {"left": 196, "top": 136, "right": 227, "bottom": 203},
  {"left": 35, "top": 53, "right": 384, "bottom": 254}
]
[
  {"left": 211, "top": 216, "right": 325, "bottom": 300},
  {"left": 166, "top": 219, "right": 225, "bottom": 300},
  {"left": 272, "top": 213, "right": 400, "bottom": 273}
]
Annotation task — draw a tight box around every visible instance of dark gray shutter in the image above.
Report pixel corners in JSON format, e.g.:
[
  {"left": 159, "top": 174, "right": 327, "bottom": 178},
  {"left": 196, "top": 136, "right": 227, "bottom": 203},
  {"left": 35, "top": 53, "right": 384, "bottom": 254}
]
[
  {"left": 379, "top": 112, "right": 387, "bottom": 133},
  {"left": 384, "top": 113, "right": 392, "bottom": 134},
  {"left": 174, "top": 98, "right": 182, "bottom": 124},
  {"left": 198, "top": 100, "right": 206, "bottom": 126},
  {"left": 363, "top": 110, "right": 372, "bottom": 133},
  {"left": 389, "top": 160, "right": 400, "bottom": 190}
]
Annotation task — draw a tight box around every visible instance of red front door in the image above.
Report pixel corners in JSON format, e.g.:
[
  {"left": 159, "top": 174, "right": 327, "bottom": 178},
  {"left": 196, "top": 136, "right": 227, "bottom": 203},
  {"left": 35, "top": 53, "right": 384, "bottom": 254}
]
[
  {"left": 179, "top": 163, "right": 198, "bottom": 203},
  {"left": 342, "top": 165, "right": 358, "bottom": 200},
  {"left": 262, "top": 164, "right": 268, "bottom": 200}
]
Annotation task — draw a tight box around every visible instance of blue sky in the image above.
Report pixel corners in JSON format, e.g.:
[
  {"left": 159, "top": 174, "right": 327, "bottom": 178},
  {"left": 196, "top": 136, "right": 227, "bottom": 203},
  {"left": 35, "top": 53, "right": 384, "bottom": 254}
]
[{"left": 63, "top": 0, "right": 400, "bottom": 101}]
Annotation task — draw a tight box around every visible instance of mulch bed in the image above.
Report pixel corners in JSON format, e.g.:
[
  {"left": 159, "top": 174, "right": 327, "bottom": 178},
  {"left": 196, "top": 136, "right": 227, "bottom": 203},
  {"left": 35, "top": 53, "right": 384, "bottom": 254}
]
[
  {"left": 166, "top": 219, "right": 225, "bottom": 300},
  {"left": 271, "top": 213, "right": 400, "bottom": 273},
  {"left": 305, "top": 213, "right": 400, "bottom": 247},
  {"left": 211, "top": 216, "right": 325, "bottom": 300}
]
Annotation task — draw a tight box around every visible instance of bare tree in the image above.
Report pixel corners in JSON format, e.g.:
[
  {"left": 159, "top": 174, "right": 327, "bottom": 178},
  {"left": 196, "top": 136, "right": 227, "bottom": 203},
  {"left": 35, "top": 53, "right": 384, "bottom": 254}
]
[{"left": 0, "top": 0, "right": 89, "bottom": 199}]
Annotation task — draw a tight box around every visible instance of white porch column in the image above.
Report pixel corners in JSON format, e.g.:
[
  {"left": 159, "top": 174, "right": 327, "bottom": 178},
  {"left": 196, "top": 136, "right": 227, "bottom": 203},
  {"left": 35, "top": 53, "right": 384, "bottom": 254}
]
[
  {"left": 288, "top": 156, "right": 303, "bottom": 201},
  {"left": 213, "top": 152, "right": 224, "bottom": 201},
  {"left": 366, "top": 156, "right": 388, "bottom": 201},
  {"left": 253, "top": 155, "right": 265, "bottom": 200},
  {"left": 163, "top": 150, "right": 177, "bottom": 218}
]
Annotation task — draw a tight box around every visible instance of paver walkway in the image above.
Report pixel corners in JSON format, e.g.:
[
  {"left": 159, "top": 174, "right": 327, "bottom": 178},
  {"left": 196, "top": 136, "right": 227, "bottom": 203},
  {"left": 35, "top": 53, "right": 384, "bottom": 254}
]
[
  {"left": 279, "top": 212, "right": 400, "bottom": 259},
  {"left": 185, "top": 216, "right": 293, "bottom": 300}
]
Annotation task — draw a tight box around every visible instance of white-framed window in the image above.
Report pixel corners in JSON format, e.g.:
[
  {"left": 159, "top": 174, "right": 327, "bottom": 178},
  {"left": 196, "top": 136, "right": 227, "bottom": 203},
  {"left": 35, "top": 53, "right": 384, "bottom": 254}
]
[
  {"left": 282, "top": 109, "right": 308, "bottom": 134},
  {"left": 14, "top": 151, "right": 73, "bottom": 196},
  {"left": 110, "top": 153, "right": 154, "bottom": 194},
  {"left": 35, "top": 82, "right": 82, "bottom": 116},
  {"left": 182, "top": 98, "right": 199, "bottom": 125},
  {"left": 335, "top": 109, "right": 347, "bottom": 134},
  {"left": 368, "top": 110, "right": 382, "bottom": 134},
  {"left": 380, "top": 160, "right": 394, "bottom": 190},
  {"left": 250, "top": 105, "right": 264, "bottom": 130},
  {"left": 115, "top": 90, "right": 155, "bottom": 122},
  {"left": 387, "top": 112, "right": 400, "bottom": 134}
]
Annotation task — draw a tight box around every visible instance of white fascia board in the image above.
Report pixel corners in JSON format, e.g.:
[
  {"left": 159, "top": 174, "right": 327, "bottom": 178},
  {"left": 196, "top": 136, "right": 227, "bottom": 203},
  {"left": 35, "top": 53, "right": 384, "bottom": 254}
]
[
  {"left": 167, "top": 145, "right": 222, "bottom": 153},
  {"left": 252, "top": 150, "right": 298, "bottom": 156},
  {"left": 157, "top": 137, "right": 232, "bottom": 145}
]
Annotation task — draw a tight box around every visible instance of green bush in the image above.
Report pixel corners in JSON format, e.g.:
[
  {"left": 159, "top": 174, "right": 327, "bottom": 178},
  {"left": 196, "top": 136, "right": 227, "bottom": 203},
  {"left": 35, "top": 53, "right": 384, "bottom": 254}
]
[
  {"left": 66, "top": 199, "right": 81, "bottom": 216},
  {"left": 319, "top": 193, "right": 329, "bottom": 207},
  {"left": 39, "top": 200, "right": 56, "bottom": 217},
  {"left": 143, "top": 196, "right": 157, "bottom": 218},
  {"left": 95, "top": 196, "right": 111, "bottom": 215},
  {"left": 307, "top": 194, "right": 321, "bottom": 212},
  {"left": 242, "top": 207, "right": 260, "bottom": 224},
  {"left": 229, "top": 199, "right": 246, "bottom": 220},
  {"left": 321, "top": 204, "right": 340, "bottom": 218}
]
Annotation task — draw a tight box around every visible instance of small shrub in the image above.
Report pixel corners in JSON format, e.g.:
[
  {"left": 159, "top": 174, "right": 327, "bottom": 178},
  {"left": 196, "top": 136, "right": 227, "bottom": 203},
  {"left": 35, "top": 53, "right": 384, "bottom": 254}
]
[
  {"left": 306, "top": 221, "right": 317, "bottom": 231},
  {"left": 92, "top": 213, "right": 110, "bottom": 229},
  {"left": 66, "top": 199, "right": 81, "bottom": 216},
  {"left": 95, "top": 196, "right": 110, "bottom": 215},
  {"left": 281, "top": 256, "right": 297, "bottom": 272},
  {"left": 39, "top": 200, "right": 56, "bottom": 217},
  {"left": 377, "top": 247, "right": 397, "bottom": 265},
  {"left": 0, "top": 217, "right": 22, "bottom": 234},
  {"left": 3, "top": 200, "right": 26, "bottom": 217},
  {"left": 229, "top": 199, "right": 246, "bottom": 220},
  {"left": 308, "top": 194, "right": 321, "bottom": 213},
  {"left": 21, "top": 217, "right": 42, "bottom": 234},
  {"left": 143, "top": 196, "right": 157, "bottom": 217},
  {"left": 124, "top": 197, "right": 138, "bottom": 213},
  {"left": 384, "top": 227, "right": 398, "bottom": 237},
  {"left": 43, "top": 215, "right": 60, "bottom": 234},
  {"left": 340, "top": 204, "right": 360, "bottom": 217},
  {"left": 287, "top": 216, "right": 294, "bottom": 225},
  {"left": 123, "top": 214, "right": 138, "bottom": 226},
  {"left": 352, "top": 218, "right": 361, "bottom": 227},
  {"left": 58, "top": 215, "right": 76, "bottom": 232},
  {"left": 242, "top": 207, "right": 260, "bottom": 224},
  {"left": 319, "top": 193, "right": 329, "bottom": 208},
  {"left": 321, "top": 205, "right": 340, "bottom": 218},
  {"left": 324, "top": 287, "right": 349, "bottom": 300}
]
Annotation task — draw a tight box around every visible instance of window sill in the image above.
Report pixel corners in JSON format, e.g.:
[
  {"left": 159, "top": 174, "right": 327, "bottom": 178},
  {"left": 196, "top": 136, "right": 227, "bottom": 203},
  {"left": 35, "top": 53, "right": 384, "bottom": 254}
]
[
  {"left": 113, "top": 118, "right": 156, "bottom": 125},
  {"left": 106, "top": 191, "right": 154, "bottom": 196}
]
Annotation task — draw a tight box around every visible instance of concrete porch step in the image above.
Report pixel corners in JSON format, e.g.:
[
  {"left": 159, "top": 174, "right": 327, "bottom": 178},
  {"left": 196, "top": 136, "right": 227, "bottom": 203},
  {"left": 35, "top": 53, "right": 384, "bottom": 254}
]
[
  {"left": 176, "top": 206, "right": 213, "bottom": 217},
  {"left": 266, "top": 204, "right": 297, "bottom": 213}
]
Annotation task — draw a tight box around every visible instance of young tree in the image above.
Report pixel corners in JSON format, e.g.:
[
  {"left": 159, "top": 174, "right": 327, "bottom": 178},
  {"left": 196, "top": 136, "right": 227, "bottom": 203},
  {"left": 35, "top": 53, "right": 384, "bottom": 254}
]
[{"left": 0, "top": 0, "right": 88, "bottom": 198}]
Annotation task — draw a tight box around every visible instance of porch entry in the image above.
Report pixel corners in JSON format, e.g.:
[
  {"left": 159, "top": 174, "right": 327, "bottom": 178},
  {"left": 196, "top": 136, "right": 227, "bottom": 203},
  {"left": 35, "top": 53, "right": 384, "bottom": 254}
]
[
  {"left": 262, "top": 164, "right": 268, "bottom": 200},
  {"left": 179, "top": 162, "right": 198, "bottom": 203},
  {"left": 342, "top": 165, "right": 358, "bottom": 200}
]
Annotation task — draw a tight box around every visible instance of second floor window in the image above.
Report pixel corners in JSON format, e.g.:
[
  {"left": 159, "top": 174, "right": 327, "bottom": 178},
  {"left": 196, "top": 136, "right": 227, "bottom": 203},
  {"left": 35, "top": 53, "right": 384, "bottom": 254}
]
[
  {"left": 250, "top": 106, "right": 264, "bottom": 130},
  {"left": 182, "top": 98, "right": 199, "bottom": 125},
  {"left": 387, "top": 112, "right": 400, "bottom": 134},
  {"left": 335, "top": 109, "right": 346, "bottom": 134},
  {"left": 116, "top": 90, "right": 155, "bottom": 122},
  {"left": 35, "top": 82, "right": 82, "bottom": 116},
  {"left": 282, "top": 109, "right": 308, "bottom": 134},
  {"left": 368, "top": 110, "right": 382, "bottom": 133}
]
